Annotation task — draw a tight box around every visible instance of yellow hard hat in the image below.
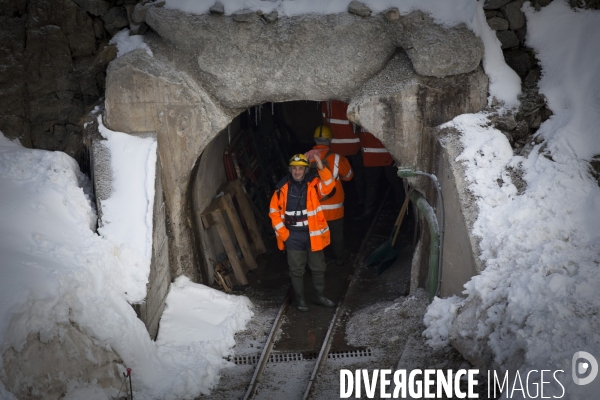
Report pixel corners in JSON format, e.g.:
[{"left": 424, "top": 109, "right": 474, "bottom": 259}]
[
  {"left": 289, "top": 153, "right": 310, "bottom": 167},
  {"left": 314, "top": 125, "right": 332, "bottom": 139}
]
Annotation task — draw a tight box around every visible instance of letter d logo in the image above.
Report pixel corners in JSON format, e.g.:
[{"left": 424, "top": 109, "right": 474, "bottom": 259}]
[{"left": 572, "top": 351, "right": 598, "bottom": 385}]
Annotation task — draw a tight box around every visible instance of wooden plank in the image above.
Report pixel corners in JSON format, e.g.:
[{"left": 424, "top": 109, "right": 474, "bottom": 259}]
[
  {"left": 200, "top": 194, "right": 225, "bottom": 217},
  {"left": 230, "top": 180, "right": 267, "bottom": 256},
  {"left": 219, "top": 194, "right": 257, "bottom": 270},
  {"left": 201, "top": 211, "right": 218, "bottom": 228},
  {"left": 212, "top": 209, "right": 248, "bottom": 285}
]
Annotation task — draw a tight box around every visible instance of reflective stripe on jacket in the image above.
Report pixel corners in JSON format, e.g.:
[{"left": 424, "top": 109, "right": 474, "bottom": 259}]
[
  {"left": 269, "top": 167, "right": 335, "bottom": 251},
  {"left": 359, "top": 131, "right": 394, "bottom": 167},
  {"left": 321, "top": 100, "right": 361, "bottom": 156},
  {"left": 312, "top": 145, "right": 354, "bottom": 221}
]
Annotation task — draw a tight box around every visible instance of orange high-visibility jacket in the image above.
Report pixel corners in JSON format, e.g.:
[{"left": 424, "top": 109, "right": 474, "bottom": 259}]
[
  {"left": 312, "top": 145, "right": 354, "bottom": 221},
  {"left": 359, "top": 131, "right": 394, "bottom": 167},
  {"left": 321, "top": 100, "right": 361, "bottom": 156},
  {"left": 269, "top": 167, "right": 335, "bottom": 252}
]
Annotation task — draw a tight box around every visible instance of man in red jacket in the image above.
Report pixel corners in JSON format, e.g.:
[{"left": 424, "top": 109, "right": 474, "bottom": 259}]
[
  {"left": 308, "top": 125, "right": 354, "bottom": 265},
  {"left": 355, "top": 129, "right": 405, "bottom": 220}
]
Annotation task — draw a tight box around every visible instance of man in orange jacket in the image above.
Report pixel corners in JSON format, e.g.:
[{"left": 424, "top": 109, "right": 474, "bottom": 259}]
[
  {"left": 309, "top": 125, "right": 354, "bottom": 266},
  {"left": 269, "top": 153, "right": 337, "bottom": 312}
]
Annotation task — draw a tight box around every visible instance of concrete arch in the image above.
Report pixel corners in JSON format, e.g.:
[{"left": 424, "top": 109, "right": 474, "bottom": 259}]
[{"left": 104, "top": 10, "right": 487, "bottom": 282}]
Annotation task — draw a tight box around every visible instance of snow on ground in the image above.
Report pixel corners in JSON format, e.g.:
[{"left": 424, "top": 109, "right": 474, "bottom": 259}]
[
  {"left": 425, "top": 2, "right": 600, "bottom": 398},
  {"left": 0, "top": 127, "right": 252, "bottom": 399},
  {"left": 164, "top": 0, "right": 521, "bottom": 106}
]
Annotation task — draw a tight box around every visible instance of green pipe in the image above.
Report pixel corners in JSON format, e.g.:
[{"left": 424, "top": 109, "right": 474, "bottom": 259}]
[
  {"left": 410, "top": 190, "right": 440, "bottom": 302},
  {"left": 398, "top": 166, "right": 445, "bottom": 301}
]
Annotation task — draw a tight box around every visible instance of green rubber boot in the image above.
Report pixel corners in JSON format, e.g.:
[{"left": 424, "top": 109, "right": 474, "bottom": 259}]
[
  {"left": 291, "top": 276, "right": 309, "bottom": 312},
  {"left": 312, "top": 274, "right": 336, "bottom": 308}
]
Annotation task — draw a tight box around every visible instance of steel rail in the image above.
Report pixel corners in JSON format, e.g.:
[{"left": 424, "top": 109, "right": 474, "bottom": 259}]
[
  {"left": 302, "top": 187, "right": 391, "bottom": 400},
  {"left": 242, "top": 287, "right": 292, "bottom": 400}
]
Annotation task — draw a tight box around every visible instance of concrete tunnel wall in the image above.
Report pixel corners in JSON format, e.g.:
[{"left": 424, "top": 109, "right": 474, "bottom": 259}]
[
  {"left": 191, "top": 117, "right": 242, "bottom": 286},
  {"left": 101, "top": 8, "right": 491, "bottom": 334}
]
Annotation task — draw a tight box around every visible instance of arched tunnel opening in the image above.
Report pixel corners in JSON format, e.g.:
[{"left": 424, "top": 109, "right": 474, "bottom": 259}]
[{"left": 190, "top": 99, "right": 418, "bottom": 359}]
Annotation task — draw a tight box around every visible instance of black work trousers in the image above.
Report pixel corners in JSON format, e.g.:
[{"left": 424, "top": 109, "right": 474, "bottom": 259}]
[
  {"left": 286, "top": 229, "right": 327, "bottom": 278},
  {"left": 327, "top": 217, "right": 345, "bottom": 263}
]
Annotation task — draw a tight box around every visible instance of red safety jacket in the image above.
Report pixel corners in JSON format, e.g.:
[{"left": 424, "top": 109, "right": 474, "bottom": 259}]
[
  {"left": 321, "top": 100, "right": 361, "bottom": 156},
  {"left": 359, "top": 131, "right": 394, "bottom": 167},
  {"left": 311, "top": 145, "right": 353, "bottom": 221},
  {"left": 269, "top": 167, "right": 335, "bottom": 251}
]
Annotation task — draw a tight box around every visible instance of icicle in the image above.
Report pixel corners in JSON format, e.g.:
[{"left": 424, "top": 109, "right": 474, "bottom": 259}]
[
  {"left": 271, "top": 102, "right": 274, "bottom": 115},
  {"left": 228, "top": 124, "right": 231, "bottom": 144},
  {"left": 247, "top": 108, "right": 250, "bottom": 115},
  {"left": 255, "top": 106, "right": 258, "bottom": 125}
]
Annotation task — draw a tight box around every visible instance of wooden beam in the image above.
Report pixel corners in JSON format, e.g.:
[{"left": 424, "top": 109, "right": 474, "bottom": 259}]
[
  {"left": 212, "top": 209, "right": 248, "bottom": 285},
  {"left": 219, "top": 194, "right": 257, "bottom": 270},
  {"left": 229, "top": 180, "right": 267, "bottom": 256}
]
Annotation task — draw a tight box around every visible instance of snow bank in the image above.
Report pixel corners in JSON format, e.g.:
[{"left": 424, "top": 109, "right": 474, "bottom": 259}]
[
  {"left": 422, "top": 295, "right": 461, "bottom": 349},
  {"left": 425, "top": 2, "right": 600, "bottom": 398},
  {"left": 163, "top": 0, "right": 520, "bottom": 106},
  {"left": 0, "top": 132, "right": 253, "bottom": 399},
  {"left": 525, "top": 1, "right": 600, "bottom": 161},
  {"left": 97, "top": 117, "right": 157, "bottom": 302},
  {"left": 155, "top": 276, "right": 254, "bottom": 394},
  {"left": 109, "top": 29, "right": 153, "bottom": 58}
]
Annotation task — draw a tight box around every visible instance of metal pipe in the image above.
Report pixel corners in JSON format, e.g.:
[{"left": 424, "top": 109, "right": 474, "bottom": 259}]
[
  {"left": 397, "top": 167, "right": 445, "bottom": 300},
  {"left": 410, "top": 191, "right": 440, "bottom": 302}
]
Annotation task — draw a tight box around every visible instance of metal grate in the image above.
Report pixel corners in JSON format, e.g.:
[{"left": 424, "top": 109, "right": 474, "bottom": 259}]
[
  {"left": 231, "top": 348, "right": 372, "bottom": 365},
  {"left": 328, "top": 348, "right": 372, "bottom": 359}
]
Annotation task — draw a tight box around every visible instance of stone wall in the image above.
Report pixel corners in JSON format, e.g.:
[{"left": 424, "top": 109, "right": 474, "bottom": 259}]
[
  {"left": 485, "top": 0, "right": 554, "bottom": 144},
  {"left": 0, "top": 0, "right": 136, "bottom": 166}
]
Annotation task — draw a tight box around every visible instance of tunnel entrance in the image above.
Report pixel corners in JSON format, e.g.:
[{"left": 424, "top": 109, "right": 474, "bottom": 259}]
[
  {"left": 104, "top": 9, "right": 487, "bottom": 302},
  {"left": 190, "top": 99, "right": 419, "bottom": 364},
  {"left": 191, "top": 100, "right": 413, "bottom": 292}
]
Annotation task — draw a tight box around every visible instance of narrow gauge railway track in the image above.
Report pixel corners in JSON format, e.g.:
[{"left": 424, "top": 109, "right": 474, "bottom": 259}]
[{"left": 242, "top": 189, "right": 391, "bottom": 400}]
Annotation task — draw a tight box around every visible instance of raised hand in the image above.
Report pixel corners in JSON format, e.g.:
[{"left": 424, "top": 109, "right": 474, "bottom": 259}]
[{"left": 313, "top": 154, "right": 324, "bottom": 170}]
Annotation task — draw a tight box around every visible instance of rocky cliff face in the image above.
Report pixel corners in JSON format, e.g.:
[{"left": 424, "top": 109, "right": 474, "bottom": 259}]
[
  {"left": 0, "top": 0, "right": 133, "bottom": 165},
  {"left": 0, "top": 0, "right": 562, "bottom": 168}
]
